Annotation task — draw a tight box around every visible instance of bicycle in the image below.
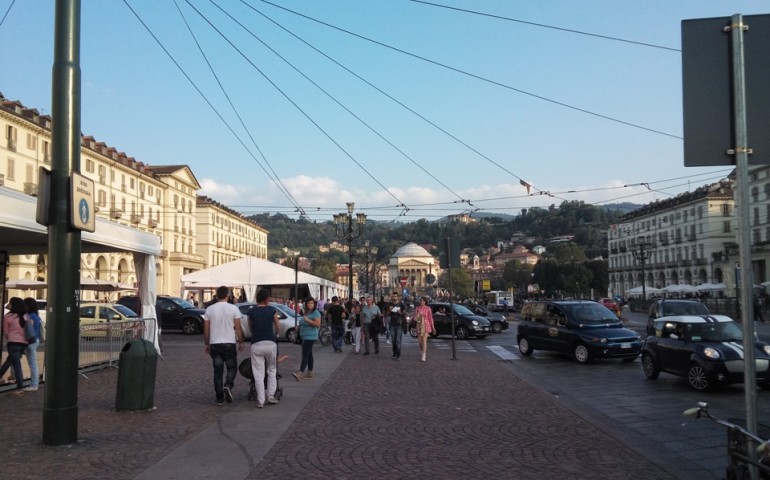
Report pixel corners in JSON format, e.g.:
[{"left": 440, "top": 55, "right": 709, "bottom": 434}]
[
  {"left": 318, "top": 317, "right": 331, "bottom": 346},
  {"left": 683, "top": 402, "right": 770, "bottom": 479}
]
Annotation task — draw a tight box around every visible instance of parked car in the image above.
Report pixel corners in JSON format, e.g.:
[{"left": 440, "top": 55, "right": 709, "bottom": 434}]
[
  {"left": 597, "top": 297, "right": 621, "bottom": 318},
  {"left": 647, "top": 299, "right": 709, "bottom": 336},
  {"left": 408, "top": 302, "right": 491, "bottom": 340},
  {"left": 79, "top": 303, "right": 139, "bottom": 338},
  {"left": 236, "top": 302, "right": 301, "bottom": 343},
  {"left": 517, "top": 300, "right": 642, "bottom": 363},
  {"left": 117, "top": 295, "right": 205, "bottom": 335},
  {"left": 642, "top": 315, "right": 770, "bottom": 391},
  {"left": 462, "top": 302, "right": 509, "bottom": 333}
]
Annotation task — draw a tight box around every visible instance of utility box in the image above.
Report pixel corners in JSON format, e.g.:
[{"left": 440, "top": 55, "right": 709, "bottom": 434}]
[{"left": 115, "top": 339, "right": 157, "bottom": 411}]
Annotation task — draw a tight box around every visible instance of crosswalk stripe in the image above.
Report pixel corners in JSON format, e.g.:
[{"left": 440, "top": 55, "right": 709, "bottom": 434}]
[{"left": 486, "top": 345, "right": 519, "bottom": 360}]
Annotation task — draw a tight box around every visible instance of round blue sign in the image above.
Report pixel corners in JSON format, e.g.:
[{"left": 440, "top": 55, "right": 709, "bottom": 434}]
[{"left": 79, "top": 198, "right": 90, "bottom": 224}]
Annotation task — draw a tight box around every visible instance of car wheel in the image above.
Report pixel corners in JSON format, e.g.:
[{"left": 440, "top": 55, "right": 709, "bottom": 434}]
[
  {"left": 491, "top": 322, "right": 503, "bottom": 334},
  {"left": 455, "top": 325, "right": 469, "bottom": 340},
  {"left": 286, "top": 328, "right": 297, "bottom": 343},
  {"left": 573, "top": 343, "right": 592, "bottom": 364},
  {"left": 687, "top": 363, "right": 712, "bottom": 391},
  {"left": 182, "top": 318, "right": 198, "bottom": 335},
  {"left": 641, "top": 353, "right": 659, "bottom": 379},
  {"left": 518, "top": 337, "right": 533, "bottom": 356}
]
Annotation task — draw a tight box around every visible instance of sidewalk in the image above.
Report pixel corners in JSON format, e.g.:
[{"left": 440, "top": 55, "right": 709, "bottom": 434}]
[{"left": 1, "top": 336, "right": 678, "bottom": 479}]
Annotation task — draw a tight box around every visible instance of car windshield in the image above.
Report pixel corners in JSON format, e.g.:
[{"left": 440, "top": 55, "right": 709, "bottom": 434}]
[
  {"left": 114, "top": 304, "right": 137, "bottom": 318},
  {"left": 565, "top": 304, "right": 621, "bottom": 325},
  {"left": 687, "top": 321, "right": 743, "bottom": 342},
  {"left": 169, "top": 297, "right": 196, "bottom": 309},
  {"left": 662, "top": 301, "right": 709, "bottom": 316},
  {"left": 452, "top": 304, "right": 474, "bottom": 316},
  {"left": 270, "top": 302, "right": 295, "bottom": 318}
]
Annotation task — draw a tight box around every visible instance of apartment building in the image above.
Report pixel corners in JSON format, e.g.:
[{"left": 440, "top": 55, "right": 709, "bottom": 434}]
[
  {"left": 1, "top": 94, "right": 268, "bottom": 298},
  {"left": 607, "top": 180, "right": 736, "bottom": 297}
]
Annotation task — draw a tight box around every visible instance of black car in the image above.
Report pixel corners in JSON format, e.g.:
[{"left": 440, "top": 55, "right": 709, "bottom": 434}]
[
  {"left": 409, "top": 302, "right": 491, "bottom": 340},
  {"left": 517, "top": 300, "right": 642, "bottom": 363},
  {"left": 462, "top": 302, "right": 509, "bottom": 333},
  {"left": 642, "top": 315, "right": 770, "bottom": 391},
  {"left": 117, "top": 295, "right": 206, "bottom": 335},
  {"left": 646, "top": 299, "right": 709, "bottom": 336}
]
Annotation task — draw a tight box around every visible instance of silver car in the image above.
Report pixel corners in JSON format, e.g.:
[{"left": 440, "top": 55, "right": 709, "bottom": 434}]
[{"left": 236, "top": 302, "right": 301, "bottom": 343}]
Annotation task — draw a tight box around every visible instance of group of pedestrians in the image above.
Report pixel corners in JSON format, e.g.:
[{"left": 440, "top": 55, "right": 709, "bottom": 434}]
[
  {"left": 1, "top": 297, "right": 42, "bottom": 396},
  {"left": 201, "top": 289, "right": 437, "bottom": 407}
]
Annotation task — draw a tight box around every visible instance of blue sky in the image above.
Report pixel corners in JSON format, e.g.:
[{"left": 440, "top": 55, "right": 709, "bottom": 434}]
[{"left": 1, "top": 1, "right": 767, "bottom": 222}]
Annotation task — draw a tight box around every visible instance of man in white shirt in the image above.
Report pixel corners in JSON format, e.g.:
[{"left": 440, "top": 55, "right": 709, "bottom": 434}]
[{"left": 204, "top": 286, "right": 245, "bottom": 405}]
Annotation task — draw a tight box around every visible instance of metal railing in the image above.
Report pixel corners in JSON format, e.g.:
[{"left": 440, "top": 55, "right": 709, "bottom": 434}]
[{"left": 78, "top": 318, "right": 157, "bottom": 371}]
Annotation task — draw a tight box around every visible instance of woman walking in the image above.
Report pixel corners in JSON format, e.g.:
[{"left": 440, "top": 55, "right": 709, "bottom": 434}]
[
  {"left": 293, "top": 297, "right": 321, "bottom": 381},
  {"left": 23, "top": 297, "right": 42, "bottom": 391},
  {"left": 413, "top": 297, "right": 435, "bottom": 362},
  {"left": 1, "top": 297, "right": 29, "bottom": 396}
]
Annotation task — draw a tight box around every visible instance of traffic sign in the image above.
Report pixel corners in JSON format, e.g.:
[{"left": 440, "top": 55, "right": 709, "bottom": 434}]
[
  {"left": 426, "top": 273, "right": 436, "bottom": 285},
  {"left": 399, "top": 276, "right": 408, "bottom": 287}
]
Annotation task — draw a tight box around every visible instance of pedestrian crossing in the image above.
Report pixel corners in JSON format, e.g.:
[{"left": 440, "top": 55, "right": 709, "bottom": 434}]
[{"left": 384, "top": 335, "right": 523, "bottom": 359}]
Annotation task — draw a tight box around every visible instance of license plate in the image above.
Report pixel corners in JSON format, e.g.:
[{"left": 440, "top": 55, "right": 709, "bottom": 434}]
[{"left": 621, "top": 343, "right": 632, "bottom": 349}]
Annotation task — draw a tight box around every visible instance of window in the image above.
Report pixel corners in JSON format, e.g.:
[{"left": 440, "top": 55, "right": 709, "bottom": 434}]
[
  {"left": 755, "top": 207, "right": 760, "bottom": 226},
  {"left": 724, "top": 221, "right": 732, "bottom": 233},
  {"left": 26, "top": 133, "right": 36, "bottom": 150},
  {"left": 722, "top": 204, "right": 731, "bottom": 216},
  {"left": 85, "top": 159, "right": 94, "bottom": 173},
  {"left": 42, "top": 140, "right": 50, "bottom": 162},
  {"left": 98, "top": 190, "right": 106, "bottom": 206},
  {"left": 5, "top": 125, "right": 17, "bottom": 150},
  {"left": 754, "top": 229, "right": 761, "bottom": 244},
  {"left": 752, "top": 186, "right": 760, "bottom": 203},
  {"left": 7, "top": 158, "right": 15, "bottom": 180}
]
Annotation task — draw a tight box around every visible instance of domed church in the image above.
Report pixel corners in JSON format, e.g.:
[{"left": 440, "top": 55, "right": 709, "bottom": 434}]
[{"left": 388, "top": 242, "right": 439, "bottom": 295}]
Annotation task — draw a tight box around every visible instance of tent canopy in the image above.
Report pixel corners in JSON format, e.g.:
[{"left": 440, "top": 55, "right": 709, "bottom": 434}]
[
  {"left": 180, "top": 256, "right": 346, "bottom": 301},
  {"left": 625, "top": 285, "right": 662, "bottom": 296}
]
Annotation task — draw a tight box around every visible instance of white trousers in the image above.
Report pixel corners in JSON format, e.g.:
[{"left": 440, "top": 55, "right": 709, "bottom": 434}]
[{"left": 250, "top": 341, "right": 277, "bottom": 406}]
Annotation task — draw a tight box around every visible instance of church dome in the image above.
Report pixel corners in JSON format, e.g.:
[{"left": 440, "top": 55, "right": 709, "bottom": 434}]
[{"left": 392, "top": 242, "right": 432, "bottom": 258}]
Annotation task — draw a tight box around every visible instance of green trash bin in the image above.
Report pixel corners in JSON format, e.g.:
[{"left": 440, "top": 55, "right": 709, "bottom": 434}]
[{"left": 116, "top": 339, "right": 157, "bottom": 411}]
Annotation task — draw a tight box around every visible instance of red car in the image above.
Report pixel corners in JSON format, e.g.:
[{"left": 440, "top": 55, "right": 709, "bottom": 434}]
[{"left": 598, "top": 298, "right": 621, "bottom": 318}]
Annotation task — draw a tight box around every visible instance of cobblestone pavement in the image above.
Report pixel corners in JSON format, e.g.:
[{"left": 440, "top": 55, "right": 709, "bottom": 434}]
[{"left": 0, "top": 336, "right": 680, "bottom": 479}]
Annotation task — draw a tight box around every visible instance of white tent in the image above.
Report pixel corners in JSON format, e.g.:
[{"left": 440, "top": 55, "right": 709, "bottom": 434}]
[
  {"left": 625, "top": 285, "right": 662, "bottom": 296},
  {"left": 697, "top": 282, "right": 727, "bottom": 292},
  {"left": 180, "top": 256, "right": 346, "bottom": 302},
  {"left": 663, "top": 284, "right": 699, "bottom": 294}
]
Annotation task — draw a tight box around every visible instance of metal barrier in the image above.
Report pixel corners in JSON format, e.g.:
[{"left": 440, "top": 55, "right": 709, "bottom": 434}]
[{"left": 78, "top": 318, "right": 157, "bottom": 371}]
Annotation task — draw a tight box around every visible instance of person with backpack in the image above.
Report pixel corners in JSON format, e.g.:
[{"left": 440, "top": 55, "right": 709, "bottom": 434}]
[
  {"left": 1, "top": 297, "right": 29, "bottom": 396},
  {"left": 22, "top": 297, "right": 42, "bottom": 391}
]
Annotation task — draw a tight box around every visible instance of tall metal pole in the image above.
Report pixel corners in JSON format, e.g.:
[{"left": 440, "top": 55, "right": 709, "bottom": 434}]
[
  {"left": 43, "top": 0, "right": 81, "bottom": 446},
  {"left": 446, "top": 237, "right": 456, "bottom": 360},
  {"left": 347, "top": 235, "right": 353, "bottom": 302},
  {"left": 730, "top": 15, "right": 759, "bottom": 471}
]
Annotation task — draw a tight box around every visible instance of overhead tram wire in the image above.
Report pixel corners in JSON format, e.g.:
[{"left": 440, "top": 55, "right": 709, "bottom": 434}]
[
  {"left": 121, "top": 0, "right": 307, "bottom": 215},
  {"left": 257, "top": 0, "right": 682, "bottom": 140},
  {"left": 183, "top": 0, "right": 410, "bottom": 215},
  {"left": 408, "top": 0, "right": 681, "bottom": 52},
  {"left": 173, "top": 0, "right": 306, "bottom": 216},
  {"left": 206, "top": 0, "right": 466, "bottom": 205},
  {"left": 0, "top": 0, "right": 16, "bottom": 29}
]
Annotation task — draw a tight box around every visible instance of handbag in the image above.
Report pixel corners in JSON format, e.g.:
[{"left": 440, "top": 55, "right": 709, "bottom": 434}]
[{"left": 21, "top": 315, "right": 36, "bottom": 344}]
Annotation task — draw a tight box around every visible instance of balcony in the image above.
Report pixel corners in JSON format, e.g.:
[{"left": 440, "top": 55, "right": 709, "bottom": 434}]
[
  {"left": 0, "top": 173, "right": 4, "bottom": 186},
  {"left": 121, "top": 184, "right": 127, "bottom": 193},
  {"left": 109, "top": 208, "right": 123, "bottom": 220},
  {"left": 130, "top": 214, "right": 142, "bottom": 224},
  {"left": 23, "top": 182, "right": 38, "bottom": 196},
  {"left": 6, "top": 139, "right": 16, "bottom": 151},
  {"left": 148, "top": 219, "right": 158, "bottom": 229}
]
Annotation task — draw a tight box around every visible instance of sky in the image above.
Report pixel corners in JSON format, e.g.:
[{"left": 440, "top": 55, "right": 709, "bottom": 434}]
[{"left": 0, "top": 0, "right": 767, "bottom": 223}]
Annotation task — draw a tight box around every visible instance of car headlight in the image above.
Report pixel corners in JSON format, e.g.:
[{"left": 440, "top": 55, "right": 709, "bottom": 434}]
[
  {"left": 703, "top": 347, "right": 721, "bottom": 359},
  {"left": 589, "top": 336, "right": 607, "bottom": 343},
  {"left": 763, "top": 345, "right": 770, "bottom": 356},
  {"left": 472, "top": 320, "right": 479, "bottom": 326}
]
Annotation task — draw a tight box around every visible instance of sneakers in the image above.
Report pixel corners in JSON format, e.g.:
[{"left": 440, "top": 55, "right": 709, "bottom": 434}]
[
  {"left": 304, "top": 371, "right": 315, "bottom": 379},
  {"left": 421, "top": 354, "right": 426, "bottom": 362},
  {"left": 23, "top": 386, "right": 38, "bottom": 391},
  {"left": 256, "top": 403, "right": 264, "bottom": 409},
  {"left": 267, "top": 396, "right": 279, "bottom": 405},
  {"left": 292, "top": 371, "right": 304, "bottom": 381},
  {"left": 216, "top": 400, "right": 224, "bottom": 406},
  {"left": 223, "top": 386, "right": 233, "bottom": 404}
]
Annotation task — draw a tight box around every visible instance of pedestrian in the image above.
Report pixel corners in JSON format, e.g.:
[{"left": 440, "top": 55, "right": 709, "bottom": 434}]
[
  {"left": 0, "top": 297, "right": 28, "bottom": 396},
  {"left": 386, "top": 292, "right": 407, "bottom": 360},
  {"left": 754, "top": 291, "right": 765, "bottom": 323},
  {"left": 203, "top": 286, "right": 245, "bottom": 405},
  {"left": 22, "top": 297, "right": 42, "bottom": 391},
  {"left": 247, "top": 289, "right": 281, "bottom": 408},
  {"left": 377, "top": 295, "right": 391, "bottom": 344},
  {"left": 326, "top": 296, "right": 347, "bottom": 353},
  {"left": 360, "top": 295, "right": 382, "bottom": 355},
  {"left": 293, "top": 297, "right": 321, "bottom": 381},
  {"left": 188, "top": 293, "right": 199, "bottom": 307},
  {"left": 350, "top": 302, "right": 363, "bottom": 354},
  {"left": 413, "top": 296, "right": 435, "bottom": 362},
  {"left": 316, "top": 295, "right": 327, "bottom": 313}
]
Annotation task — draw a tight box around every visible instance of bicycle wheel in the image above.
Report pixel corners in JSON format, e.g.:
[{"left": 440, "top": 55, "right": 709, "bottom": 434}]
[{"left": 318, "top": 327, "right": 331, "bottom": 346}]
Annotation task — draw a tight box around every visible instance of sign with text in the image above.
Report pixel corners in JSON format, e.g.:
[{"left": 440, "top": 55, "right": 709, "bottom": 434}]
[{"left": 71, "top": 172, "right": 95, "bottom": 232}]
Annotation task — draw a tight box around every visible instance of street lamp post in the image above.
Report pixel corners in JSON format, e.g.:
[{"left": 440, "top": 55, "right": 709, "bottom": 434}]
[
  {"left": 334, "top": 202, "right": 366, "bottom": 302},
  {"left": 631, "top": 242, "right": 652, "bottom": 299}
]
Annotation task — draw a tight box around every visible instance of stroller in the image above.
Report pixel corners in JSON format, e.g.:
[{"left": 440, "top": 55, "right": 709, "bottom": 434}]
[{"left": 238, "top": 357, "right": 283, "bottom": 402}]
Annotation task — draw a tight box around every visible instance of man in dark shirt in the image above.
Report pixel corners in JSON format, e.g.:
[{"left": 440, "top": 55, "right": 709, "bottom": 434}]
[
  {"left": 326, "top": 296, "right": 347, "bottom": 353},
  {"left": 386, "top": 292, "right": 407, "bottom": 359}
]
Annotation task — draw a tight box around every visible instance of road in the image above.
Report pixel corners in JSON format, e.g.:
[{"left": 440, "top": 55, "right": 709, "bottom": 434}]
[{"left": 398, "top": 309, "right": 770, "bottom": 479}]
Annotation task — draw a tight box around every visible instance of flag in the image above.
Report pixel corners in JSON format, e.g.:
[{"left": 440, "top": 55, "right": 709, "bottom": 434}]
[{"left": 520, "top": 179, "right": 531, "bottom": 194}]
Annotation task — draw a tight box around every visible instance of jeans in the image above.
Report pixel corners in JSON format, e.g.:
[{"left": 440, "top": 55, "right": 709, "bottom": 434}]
[
  {"left": 300, "top": 339, "right": 315, "bottom": 372},
  {"left": 363, "top": 323, "right": 379, "bottom": 353},
  {"left": 331, "top": 325, "right": 345, "bottom": 351},
  {"left": 251, "top": 341, "right": 277, "bottom": 406},
  {"left": 25, "top": 340, "right": 40, "bottom": 388},
  {"left": 389, "top": 323, "right": 403, "bottom": 358},
  {"left": 0, "top": 343, "right": 26, "bottom": 390},
  {"left": 209, "top": 343, "right": 238, "bottom": 402}
]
